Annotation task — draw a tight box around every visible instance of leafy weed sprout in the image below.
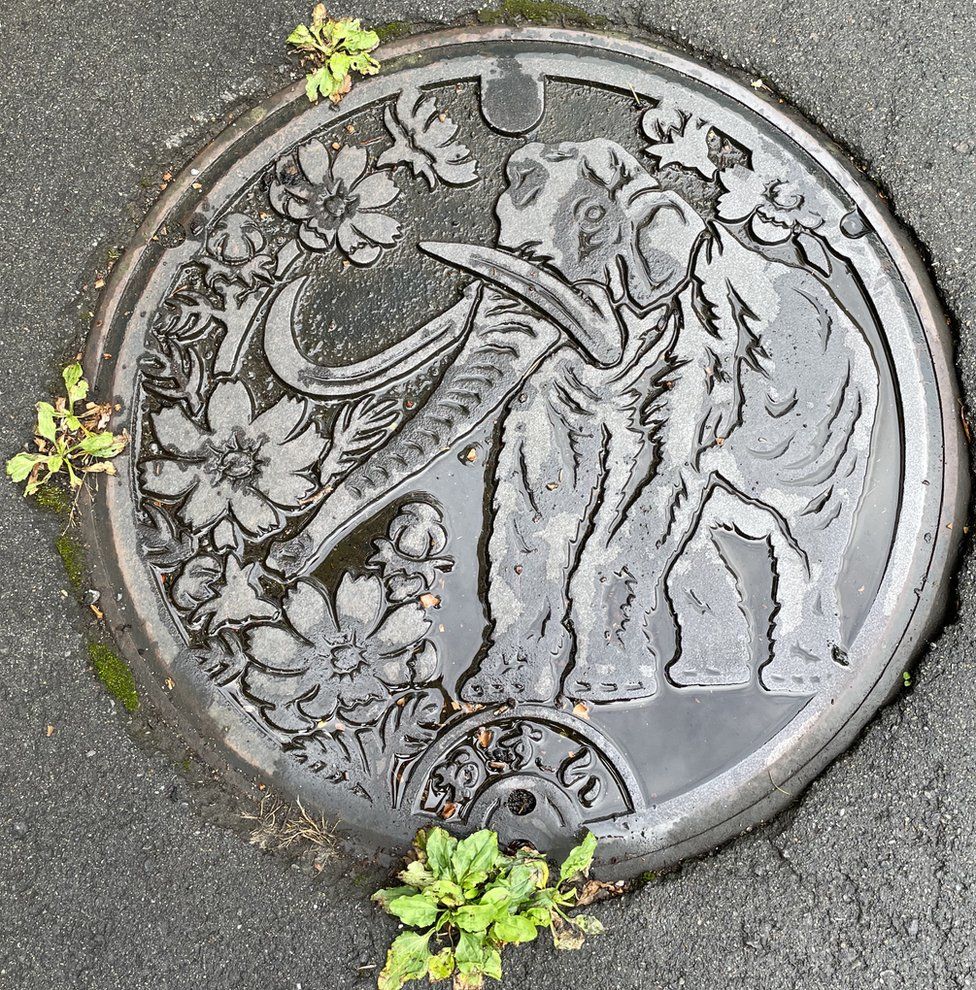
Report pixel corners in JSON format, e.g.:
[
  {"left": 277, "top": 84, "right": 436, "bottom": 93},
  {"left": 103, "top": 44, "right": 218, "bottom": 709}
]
[
  {"left": 372, "top": 828, "right": 605, "bottom": 989},
  {"left": 287, "top": 5, "right": 381, "bottom": 104},
  {"left": 6, "top": 362, "right": 127, "bottom": 499}
]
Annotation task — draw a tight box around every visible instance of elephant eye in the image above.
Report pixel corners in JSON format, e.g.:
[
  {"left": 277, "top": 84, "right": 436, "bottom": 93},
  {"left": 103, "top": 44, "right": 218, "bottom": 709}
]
[{"left": 580, "top": 202, "right": 607, "bottom": 229}]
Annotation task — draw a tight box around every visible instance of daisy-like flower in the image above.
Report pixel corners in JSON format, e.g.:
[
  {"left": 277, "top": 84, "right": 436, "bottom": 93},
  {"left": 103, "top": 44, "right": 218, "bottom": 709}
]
[
  {"left": 140, "top": 380, "right": 324, "bottom": 538},
  {"left": 242, "top": 573, "right": 437, "bottom": 731},
  {"left": 269, "top": 139, "right": 402, "bottom": 266}
]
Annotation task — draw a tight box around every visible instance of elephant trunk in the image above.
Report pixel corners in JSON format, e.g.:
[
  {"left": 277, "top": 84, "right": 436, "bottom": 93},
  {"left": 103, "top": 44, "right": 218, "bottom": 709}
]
[{"left": 265, "top": 243, "right": 623, "bottom": 580}]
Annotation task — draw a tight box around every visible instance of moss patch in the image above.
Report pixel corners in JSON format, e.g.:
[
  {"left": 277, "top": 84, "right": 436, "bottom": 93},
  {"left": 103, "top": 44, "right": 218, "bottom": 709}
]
[
  {"left": 88, "top": 643, "right": 140, "bottom": 712},
  {"left": 476, "top": 0, "right": 608, "bottom": 27},
  {"left": 55, "top": 533, "right": 85, "bottom": 589},
  {"left": 375, "top": 20, "right": 414, "bottom": 41},
  {"left": 35, "top": 484, "right": 73, "bottom": 515}
]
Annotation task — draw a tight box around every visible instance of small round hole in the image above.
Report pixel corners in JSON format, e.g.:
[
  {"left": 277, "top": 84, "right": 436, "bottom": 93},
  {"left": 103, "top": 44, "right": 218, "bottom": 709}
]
[{"left": 507, "top": 789, "right": 536, "bottom": 816}]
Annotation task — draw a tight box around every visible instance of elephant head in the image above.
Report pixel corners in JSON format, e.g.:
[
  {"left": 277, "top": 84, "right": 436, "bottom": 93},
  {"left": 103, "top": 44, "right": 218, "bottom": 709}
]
[
  {"left": 266, "top": 139, "right": 705, "bottom": 578},
  {"left": 496, "top": 139, "right": 702, "bottom": 309}
]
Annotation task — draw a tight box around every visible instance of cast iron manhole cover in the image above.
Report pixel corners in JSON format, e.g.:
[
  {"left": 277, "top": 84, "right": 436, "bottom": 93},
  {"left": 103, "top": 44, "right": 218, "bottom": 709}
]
[{"left": 86, "top": 27, "right": 967, "bottom": 874}]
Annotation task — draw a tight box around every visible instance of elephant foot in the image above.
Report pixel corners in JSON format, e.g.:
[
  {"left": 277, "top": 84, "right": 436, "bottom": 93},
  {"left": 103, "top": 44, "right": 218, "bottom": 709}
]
[
  {"left": 563, "top": 593, "right": 672, "bottom": 703},
  {"left": 564, "top": 624, "right": 661, "bottom": 704},
  {"left": 759, "top": 631, "right": 846, "bottom": 695},
  {"left": 460, "top": 626, "right": 569, "bottom": 705},
  {"left": 563, "top": 663, "right": 659, "bottom": 703}
]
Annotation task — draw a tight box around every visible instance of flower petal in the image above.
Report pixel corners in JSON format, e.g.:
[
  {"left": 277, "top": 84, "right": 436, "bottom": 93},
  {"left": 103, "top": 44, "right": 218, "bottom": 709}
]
[
  {"left": 337, "top": 222, "right": 382, "bottom": 266},
  {"left": 181, "top": 480, "right": 229, "bottom": 529},
  {"left": 299, "top": 676, "right": 341, "bottom": 723},
  {"left": 349, "top": 211, "right": 402, "bottom": 248},
  {"left": 246, "top": 624, "right": 309, "bottom": 672},
  {"left": 285, "top": 579, "right": 338, "bottom": 644},
  {"left": 140, "top": 459, "right": 200, "bottom": 498},
  {"left": 286, "top": 196, "right": 314, "bottom": 221},
  {"left": 268, "top": 179, "right": 294, "bottom": 217},
  {"left": 354, "top": 172, "right": 400, "bottom": 209},
  {"left": 207, "top": 380, "right": 254, "bottom": 438},
  {"left": 251, "top": 396, "right": 306, "bottom": 445},
  {"left": 335, "top": 572, "right": 383, "bottom": 636},
  {"left": 271, "top": 424, "right": 325, "bottom": 473},
  {"left": 373, "top": 603, "right": 431, "bottom": 651},
  {"left": 241, "top": 665, "right": 322, "bottom": 732},
  {"left": 373, "top": 648, "right": 413, "bottom": 688},
  {"left": 259, "top": 469, "right": 316, "bottom": 507},
  {"left": 297, "top": 139, "right": 334, "bottom": 185},
  {"left": 229, "top": 488, "right": 280, "bottom": 536},
  {"left": 213, "top": 518, "right": 237, "bottom": 551},
  {"left": 412, "top": 640, "right": 439, "bottom": 683},
  {"left": 333, "top": 145, "right": 368, "bottom": 187},
  {"left": 348, "top": 244, "right": 381, "bottom": 266},
  {"left": 152, "top": 405, "right": 208, "bottom": 457},
  {"left": 337, "top": 671, "right": 387, "bottom": 711},
  {"left": 299, "top": 223, "right": 334, "bottom": 251}
]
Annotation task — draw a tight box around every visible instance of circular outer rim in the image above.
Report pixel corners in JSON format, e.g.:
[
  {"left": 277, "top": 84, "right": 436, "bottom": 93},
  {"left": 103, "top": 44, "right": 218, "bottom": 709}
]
[{"left": 81, "top": 25, "right": 969, "bottom": 876}]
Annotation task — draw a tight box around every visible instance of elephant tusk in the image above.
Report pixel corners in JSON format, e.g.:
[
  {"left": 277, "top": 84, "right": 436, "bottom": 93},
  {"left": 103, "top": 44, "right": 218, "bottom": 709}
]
[
  {"left": 263, "top": 275, "right": 479, "bottom": 399},
  {"left": 419, "top": 241, "right": 625, "bottom": 368}
]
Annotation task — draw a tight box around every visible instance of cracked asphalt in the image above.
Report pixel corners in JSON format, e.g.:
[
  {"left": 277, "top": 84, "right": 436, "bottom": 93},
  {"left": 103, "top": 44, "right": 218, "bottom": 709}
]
[{"left": 1, "top": 1, "right": 974, "bottom": 988}]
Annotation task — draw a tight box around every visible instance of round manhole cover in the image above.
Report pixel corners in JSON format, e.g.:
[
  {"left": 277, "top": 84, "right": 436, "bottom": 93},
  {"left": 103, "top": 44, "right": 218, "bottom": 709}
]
[{"left": 86, "top": 27, "right": 967, "bottom": 874}]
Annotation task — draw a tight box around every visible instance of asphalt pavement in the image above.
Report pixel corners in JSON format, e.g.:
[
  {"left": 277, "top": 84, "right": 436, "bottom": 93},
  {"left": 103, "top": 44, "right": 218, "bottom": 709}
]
[{"left": 0, "top": 2, "right": 974, "bottom": 988}]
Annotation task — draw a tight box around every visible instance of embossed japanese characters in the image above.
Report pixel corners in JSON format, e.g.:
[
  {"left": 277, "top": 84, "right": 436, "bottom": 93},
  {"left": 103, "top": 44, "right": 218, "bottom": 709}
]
[{"left": 87, "top": 29, "right": 966, "bottom": 874}]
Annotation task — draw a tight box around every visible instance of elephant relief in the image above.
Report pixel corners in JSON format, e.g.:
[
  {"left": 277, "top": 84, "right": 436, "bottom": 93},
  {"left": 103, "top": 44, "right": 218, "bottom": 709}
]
[{"left": 264, "top": 138, "right": 878, "bottom": 706}]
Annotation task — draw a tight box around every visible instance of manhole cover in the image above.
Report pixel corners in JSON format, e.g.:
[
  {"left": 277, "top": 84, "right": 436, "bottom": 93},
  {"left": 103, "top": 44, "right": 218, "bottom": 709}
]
[{"left": 86, "top": 27, "right": 967, "bottom": 874}]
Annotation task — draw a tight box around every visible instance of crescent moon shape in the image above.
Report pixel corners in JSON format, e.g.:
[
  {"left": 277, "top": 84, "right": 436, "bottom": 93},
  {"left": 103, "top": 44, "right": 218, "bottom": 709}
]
[{"left": 263, "top": 274, "right": 478, "bottom": 399}]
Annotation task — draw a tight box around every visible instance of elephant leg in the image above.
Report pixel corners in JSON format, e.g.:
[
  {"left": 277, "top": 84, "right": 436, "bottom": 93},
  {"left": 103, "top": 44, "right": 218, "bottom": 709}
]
[
  {"left": 460, "top": 359, "right": 600, "bottom": 704},
  {"left": 562, "top": 405, "right": 668, "bottom": 702},
  {"left": 664, "top": 484, "right": 841, "bottom": 695},
  {"left": 664, "top": 517, "right": 757, "bottom": 688},
  {"left": 755, "top": 515, "right": 847, "bottom": 696}
]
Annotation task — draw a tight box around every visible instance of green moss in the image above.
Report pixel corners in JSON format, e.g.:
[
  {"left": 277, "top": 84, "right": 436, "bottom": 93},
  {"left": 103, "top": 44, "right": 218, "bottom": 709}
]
[
  {"left": 375, "top": 20, "right": 413, "bottom": 41},
  {"left": 35, "top": 484, "right": 72, "bottom": 515},
  {"left": 55, "top": 533, "right": 85, "bottom": 588},
  {"left": 88, "top": 643, "right": 140, "bottom": 712},
  {"left": 476, "top": 0, "right": 607, "bottom": 27}
]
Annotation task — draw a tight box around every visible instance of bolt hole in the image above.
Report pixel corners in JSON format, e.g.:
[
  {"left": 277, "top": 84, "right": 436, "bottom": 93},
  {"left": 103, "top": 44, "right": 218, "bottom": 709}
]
[{"left": 507, "top": 789, "right": 536, "bottom": 816}]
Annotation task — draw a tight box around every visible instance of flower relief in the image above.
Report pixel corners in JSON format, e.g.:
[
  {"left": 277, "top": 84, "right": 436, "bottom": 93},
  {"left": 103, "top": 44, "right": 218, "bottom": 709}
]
[
  {"left": 139, "top": 379, "right": 325, "bottom": 633},
  {"left": 377, "top": 87, "right": 480, "bottom": 189},
  {"left": 241, "top": 572, "right": 437, "bottom": 732},
  {"left": 716, "top": 165, "right": 825, "bottom": 243},
  {"left": 369, "top": 501, "right": 452, "bottom": 602},
  {"left": 140, "top": 379, "right": 324, "bottom": 543},
  {"left": 241, "top": 500, "right": 451, "bottom": 736},
  {"left": 268, "top": 138, "right": 402, "bottom": 265},
  {"left": 200, "top": 212, "right": 276, "bottom": 292}
]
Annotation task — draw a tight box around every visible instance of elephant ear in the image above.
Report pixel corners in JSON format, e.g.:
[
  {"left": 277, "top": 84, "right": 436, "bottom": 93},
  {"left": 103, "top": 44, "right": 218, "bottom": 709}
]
[{"left": 624, "top": 188, "right": 705, "bottom": 311}]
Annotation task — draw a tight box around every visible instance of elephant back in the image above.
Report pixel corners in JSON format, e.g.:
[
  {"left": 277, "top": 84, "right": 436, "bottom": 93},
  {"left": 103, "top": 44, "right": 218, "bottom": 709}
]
[{"left": 694, "top": 228, "right": 878, "bottom": 521}]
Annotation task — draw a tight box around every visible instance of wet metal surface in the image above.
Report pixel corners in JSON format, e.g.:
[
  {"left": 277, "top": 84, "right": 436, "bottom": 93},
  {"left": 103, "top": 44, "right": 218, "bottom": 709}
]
[{"left": 86, "top": 27, "right": 966, "bottom": 875}]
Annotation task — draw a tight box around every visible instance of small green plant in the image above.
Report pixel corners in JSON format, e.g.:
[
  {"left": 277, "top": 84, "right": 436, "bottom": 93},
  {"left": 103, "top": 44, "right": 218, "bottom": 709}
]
[
  {"left": 372, "top": 828, "right": 605, "bottom": 990},
  {"left": 287, "top": 5, "right": 381, "bottom": 104},
  {"left": 5, "top": 362, "right": 127, "bottom": 497}
]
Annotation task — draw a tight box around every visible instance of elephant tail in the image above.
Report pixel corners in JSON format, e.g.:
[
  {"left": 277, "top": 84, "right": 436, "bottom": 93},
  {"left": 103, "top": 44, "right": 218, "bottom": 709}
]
[{"left": 266, "top": 287, "right": 563, "bottom": 579}]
